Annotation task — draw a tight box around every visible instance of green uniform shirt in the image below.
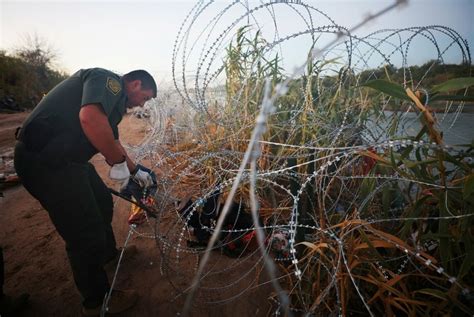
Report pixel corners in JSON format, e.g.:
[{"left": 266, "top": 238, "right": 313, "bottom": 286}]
[{"left": 20, "top": 68, "right": 127, "bottom": 164}]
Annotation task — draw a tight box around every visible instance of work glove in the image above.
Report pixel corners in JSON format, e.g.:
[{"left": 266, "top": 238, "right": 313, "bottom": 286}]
[
  {"left": 120, "top": 179, "right": 144, "bottom": 201},
  {"left": 109, "top": 159, "right": 130, "bottom": 181},
  {"left": 120, "top": 172, "right": 158, "bottom": 225},
  {"left": 121, "top": 164, "right": 157, "bottom": 202},
  {"left": 131, "top": 164, "right": 157, "bottom": 188}
]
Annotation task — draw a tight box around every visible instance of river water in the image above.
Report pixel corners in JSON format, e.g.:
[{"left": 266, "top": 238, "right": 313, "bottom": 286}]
[{"left": 365, "top": 111, "right": 474, "bottom": 146}]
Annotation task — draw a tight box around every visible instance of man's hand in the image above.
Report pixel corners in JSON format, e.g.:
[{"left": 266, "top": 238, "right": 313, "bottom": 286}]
[
  {"left": 131, "top": 164, "right": 156, "bottom": 188},
  {"left": 109, "top": 158, "right": 130, "bottom": 181}
]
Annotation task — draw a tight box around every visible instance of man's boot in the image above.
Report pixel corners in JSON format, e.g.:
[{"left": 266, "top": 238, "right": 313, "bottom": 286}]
[
  {"left": 0, "top": 293, "right": 30, "bottom": 316},
  {"left": 81, "top": 289, "right": 138, "bottom": 316},
  {"left": 104, "top": 245, "right": 138, "bottom": 271}
]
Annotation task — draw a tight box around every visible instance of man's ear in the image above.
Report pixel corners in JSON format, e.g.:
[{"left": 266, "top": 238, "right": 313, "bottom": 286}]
[{"left": 132, "top": 79, "right": 142, "bottom": 91}]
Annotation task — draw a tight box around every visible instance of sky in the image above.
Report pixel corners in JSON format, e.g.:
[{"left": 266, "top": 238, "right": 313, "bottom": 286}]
[{"left": 1, "top": 0, "right": 473, "bottom": 85}]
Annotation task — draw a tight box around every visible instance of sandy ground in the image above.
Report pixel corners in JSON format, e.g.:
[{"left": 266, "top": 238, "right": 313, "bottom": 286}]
[{"left": 0, "top": 112, "right": 273, "bottom": 316}]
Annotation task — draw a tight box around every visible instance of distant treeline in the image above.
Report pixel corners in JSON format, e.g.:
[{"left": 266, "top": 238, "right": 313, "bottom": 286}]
[
  {"left": 1, "top": 45, "right": 472, "bottom": 112},
  {"left": 357, "top": 61, "right": 474, "bottom": 111},
  {"left": 0, "top": 47, "right": 68, "bottom": 111},
  {"left": 313, "top": 60, "right": 474, "bottom": 93},
  {"left": 357, "top": 60, "right": 474, "bottom": 89}
]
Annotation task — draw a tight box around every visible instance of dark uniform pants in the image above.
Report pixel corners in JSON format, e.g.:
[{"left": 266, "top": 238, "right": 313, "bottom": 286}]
[
  {"left": 0, "top": 247, "right": 4, "bottom": 297},
  {"left": 14, "top": 142, "right": 117, "bottom": 308}
]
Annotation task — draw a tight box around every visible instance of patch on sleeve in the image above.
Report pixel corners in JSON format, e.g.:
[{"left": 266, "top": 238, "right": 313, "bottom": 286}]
[{"left": 106, "top": 77, "right": 122, "bottom": 95}]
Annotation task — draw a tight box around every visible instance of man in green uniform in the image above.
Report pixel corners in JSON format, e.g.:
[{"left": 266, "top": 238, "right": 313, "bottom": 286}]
[{"left": 14, "top": 68, "right": 157, "bottom": 315}]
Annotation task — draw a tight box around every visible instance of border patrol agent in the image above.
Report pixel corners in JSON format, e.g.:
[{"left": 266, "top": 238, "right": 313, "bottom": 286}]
[{"left": 14, "top": 68, "right": 157, "bottom": 315}]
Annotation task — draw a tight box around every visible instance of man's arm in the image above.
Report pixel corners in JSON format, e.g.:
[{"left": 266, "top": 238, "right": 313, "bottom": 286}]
[
  {"left": 79, "top": 103, "right": 125, "bottom": 164},
  {"left": 80, "top": 103, "right": 154, "bottom": 185},
  {"left": 116, "top": 140, "right": 137, "bottom": 172}
]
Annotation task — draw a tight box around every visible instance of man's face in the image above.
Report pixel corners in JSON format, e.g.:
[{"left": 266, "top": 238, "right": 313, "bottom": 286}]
[{"left": 126, "top": 80, "right": 155, "bottom": 109}]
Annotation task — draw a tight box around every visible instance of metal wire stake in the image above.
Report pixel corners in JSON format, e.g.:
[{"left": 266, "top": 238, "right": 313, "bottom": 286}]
[{"left": 100, "top": 224, "right": 136, "bottom": 317}]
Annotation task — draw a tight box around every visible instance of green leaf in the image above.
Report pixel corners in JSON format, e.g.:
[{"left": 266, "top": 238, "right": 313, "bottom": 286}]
[
  {"left": 422, "top": 232, "right": 454, "bottom": 239},
  {"left": 438, "top": 193, "right": 450, "bottom": 268},
  {"left": 431, "top": 77, "right": 474, "bottom": 93},
  {"left": 414, "top": 147, "right": 431, "bottom": 180},
  {"left": 382, "top": 186, "right": 391, "bottom": 217},
  {"left": 358, "top": 229, "right": 383, "bottom": 260},
  {"left": 431, "top": 94, "right": 474, "bottom": 102},
  {"left": 404, "top": 158, "right": 438, "bottom": 168},
  {"left": 361, "top": 79, "right": 411, "bottom": 101},
  {"left": 390, "top": 148, "right": 397, "bottom": 167},
  {"left": 464, "top": 174, "right": 474, "bottom": 200},
  {"left": 458, "top": 248, "right": 474, "bottom": 280},
  {"left": 415, "top": 289, "right": 448, "bottom": 301},
  {"left": 400, "top": 196, "right": 428, "bottom": 238},
  {"left": 400, "top": 145, "right": 414, "bottom": 161},
  {"left": 414, "top": 126, "right": 428, "bottom": 141},
  {"left": 444, "top": 152, "right": 470, "bottom": 172}
]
